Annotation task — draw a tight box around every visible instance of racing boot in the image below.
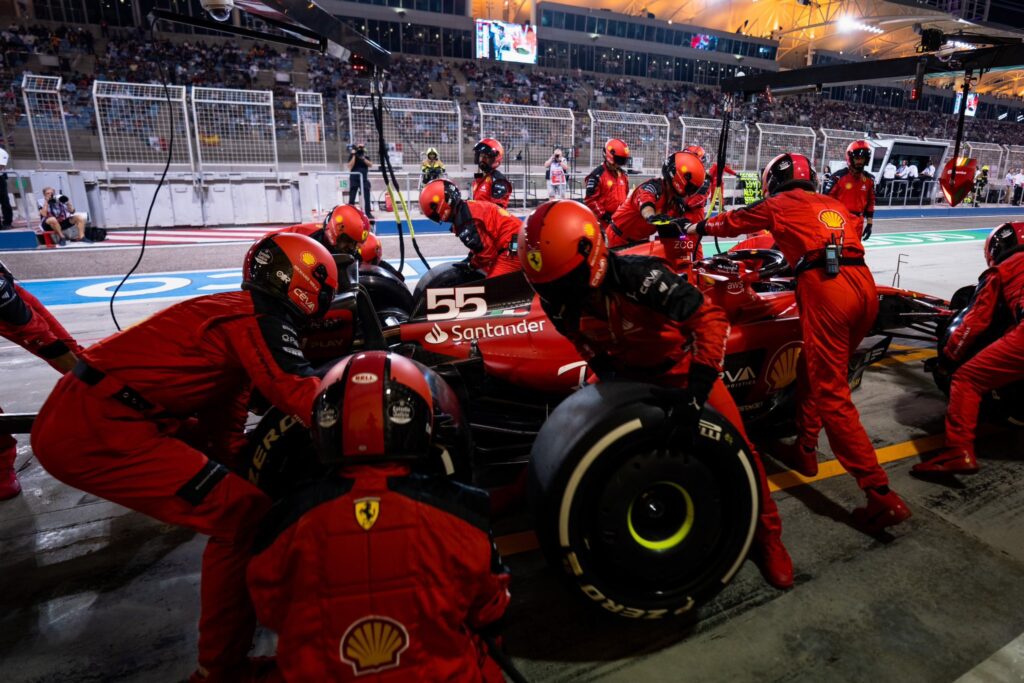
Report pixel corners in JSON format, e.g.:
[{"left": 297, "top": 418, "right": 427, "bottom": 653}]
[
  {"left": 752, "top": 534, "right": 794, "bottom": 590},
  {"left": 911, "top": 448, "right": 979, "bottom": 476},
  {"left": 0, "top": 438, "right": 21, "bottom": 500},
  {"left": 770, "top": 438, "right": 819, "bottom": 478},
  {"left": 851, "top": 487, "right": 911, "bottom": 534},
  {"left": 0, "top": 467, "right": 21, "bottom": 500}
]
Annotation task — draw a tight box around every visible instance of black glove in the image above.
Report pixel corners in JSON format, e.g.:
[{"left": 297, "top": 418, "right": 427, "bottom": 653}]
[
  {"left": 587, "top": 353, "right": 617, "bottom": 381},
  {"left": 647, "top": 213, "right": 687, "bottom": 239},
  {"left": 601, "top": 211, "right": 613, "bottom": 224},
  {"left": 452, "top": 255, "right": 476, "bottom": 273},
  {"left": 862, "top": 219, "right": 873, "bottom": 241},
  {"left": 650, "top": 363, "right": 719, "bottom": 448}
]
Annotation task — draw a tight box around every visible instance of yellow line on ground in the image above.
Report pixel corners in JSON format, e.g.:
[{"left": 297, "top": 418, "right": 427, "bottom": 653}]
[
  {"left": 496, "top": 433, "right": 947, "bottom": 557},
  {"left": 874, "top": 348, "right": 937, "bottom": 367}
]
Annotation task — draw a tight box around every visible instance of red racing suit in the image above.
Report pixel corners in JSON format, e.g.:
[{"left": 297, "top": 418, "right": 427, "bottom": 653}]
[
  {"left": 471, "top": 170, "right": 512, "bottom": 209},
  {"left": 608, "top": 178, "right": 705, "bottom": 268},
  {"left": 699, "top": 190, "right": 886, "bottom": 489},
  {"left": 248, "top": 466, "right": 511, "bottom": 682},
  {"left": 583, "top": 163, "right": 629, "bottom": 231},
  {"left": 942, "top": 249, "right": 1024, "bottom": 456},
  {"left": 823, "top": 168, "right": 875, "bottom": 227},
  {"left": 0, "top": 264, "right": 82, "bottom": 473},
  {"left": 31, "top": 289, "right": 323, "bottom": 673},
  {"left": 541, "top": 254, "right": 782, "bottom": 543},
  {"left": 453, "top": 200, "right": 522, "bottom": 277}
]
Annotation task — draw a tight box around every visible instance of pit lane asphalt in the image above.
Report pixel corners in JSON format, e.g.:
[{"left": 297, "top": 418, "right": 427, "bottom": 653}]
[{"left": 2, "top": 213, "right": 1024, "bottom": 682}]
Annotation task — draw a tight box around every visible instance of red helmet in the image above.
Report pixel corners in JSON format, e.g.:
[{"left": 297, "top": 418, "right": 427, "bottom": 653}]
[
  {"left": 242, "top": 233, "right": 338, "bottom": 319},
  {"left": 984, "top": 222, "right": 1024, "bottom": 267},
  {"left": 420, "top": 179, "right": 463, "bottom": 223},
  {"left": 473, "top": 138, "right": 504, "bottom": 171},
  {"left": 762, "top": 153, "right": 818, "bottom": 196},
  {"left": 604, "top": 138, "right": 631, "bottom": 167},
  {"left": 312, "top": 351, "right": 468, "bottom": 467},
  {"left": 322, "top": 204, "right": 370, "bottom": 254},
  {"left": 360, "top": 231, "right": 382, "bottom": 265},
  {"left": 846, "top": 140, "right": 872, "bottom": 170},
  {"left": 683, "top": 144, "right": 708, "bottom": 164},
  {"left": 662, "top": 151, "right": 706, "bottom": 196},
  {"left": 519, "top": 200, "right": 608, "bottom": 305}
]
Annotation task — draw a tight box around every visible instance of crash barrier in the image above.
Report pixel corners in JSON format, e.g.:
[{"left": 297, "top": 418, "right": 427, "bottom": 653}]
[
  {"left": 679, "top": 116, "right": 751, "bottom": 171},
  {"left": 347, "top": 95, "right": 462, "bottom": 171},
  {"left": 93, "top": 81, "right": 194, "bottom": 171},
  {"left": 296, "top": 91, "right": 328, "bottom": 169},
  {"left": 20, "top": 74, "right": 73, "bottom": 166},
  {"left": 191, "top": 87, "right": 277, "bottom": 170},
  {"left": 819, "top": 128, "right": 867, "bottom": 174},
  {"left": 755, "top": 123, "right": 816, "bottom": 173},
  {"left": 1003, "top": 145, "right": 1024, "bottom": 175},
  {"left": 588, "top": 110, "right": 669, "bottom": 174},
  {"left": 965, "top": 141, "right": 1005, "bottom": 178},
  {"left": 478, "top": 102, "right": 576, "bottom": 176}
]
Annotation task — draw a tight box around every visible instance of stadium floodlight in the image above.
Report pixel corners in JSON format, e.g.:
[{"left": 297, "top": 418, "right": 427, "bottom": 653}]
[
  {"left": 1018, "top": 114, "right": 1024, "bottom": 122},
  {"left": 949, "top": 40, "right": 977, "bottom": 49},
  {"left": 998, "top": 112, "right": 1008, "bottom": 120},
  {"left": 836, "top": 16, "right": 883, "bottom": 35}
]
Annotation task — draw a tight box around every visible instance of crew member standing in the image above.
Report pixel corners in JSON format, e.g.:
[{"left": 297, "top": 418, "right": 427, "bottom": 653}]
[
  {"left": 691, "top": 153, "right": 912, "bottom": 533},
  {"left": 608, "top": 151, "right": 707, "bottom": 268},
  {"left": 520, "top": 200, "right": 794, "bottom": 589},
  {"left": 248, "top": 351, "right": 511, "bottom": 682},
  {"left": 346, "top": 143, "right": 374, "bottom": 219},
  {"left": 0, "top": 259, "right": 82, "bottom": 498},
  {"left": 471, "top": 138, "right": 512, "bottom": 209},
  {"left": 31, "top": 234, "right": 339, "bottom": 682},
  {"left": 822, "top": 140, "right": 876, "bottom": 240},
  {"left": 0, "top": 146, "right": 13, "bottom": 228},
  {"left": 421, "top": 179, "right": 522, "bottom": 277},
  {"left": 583, "top": 138, "right": 631, "bottom": 233},
  {"left": 421, "top": 147, "right": 446, "bottom": 185},
  {"left": 913, "top": 222, "right": 1024, "bottom": 475}
]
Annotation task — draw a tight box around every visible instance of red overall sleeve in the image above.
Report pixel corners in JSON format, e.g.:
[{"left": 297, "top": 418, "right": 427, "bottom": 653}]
[
  {"left": 223, "top": 315, "right": 321, "bottom": 426},
  {"left": 679, "top": 297, "right": 730, "bottom": 373},
  {"left": 465, "top": 533, "right": 511, "bottom": 631},
  {"left": 945, "top": 269, "right": 1002, "bottom": 363},
  {"left": 702, "top": 199, "right": 775, "bottom": 239}
]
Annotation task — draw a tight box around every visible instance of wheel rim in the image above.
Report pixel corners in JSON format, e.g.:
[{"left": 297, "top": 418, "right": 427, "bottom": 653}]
[{"left": 626, "top": 481, "right": 695, "bottom": 552}]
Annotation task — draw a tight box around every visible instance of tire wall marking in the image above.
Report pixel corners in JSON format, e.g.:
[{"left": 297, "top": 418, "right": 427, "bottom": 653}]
[
  {"left": 558, "top": 418, "right": 645, "bottom": 547},
  {"left": 721, "top": 448, "right": 759, "bottom": 585}
]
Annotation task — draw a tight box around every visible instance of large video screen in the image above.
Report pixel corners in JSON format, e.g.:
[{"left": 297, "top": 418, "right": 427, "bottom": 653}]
[
  {"left": 475, "top": 19, "right": 538, "bottom": 64},
  {"left": 953, "top": 91, "right": 979, "bottom": 118},
  {"left": 690, "top": 33, "right": 719, "bottom": 51}
]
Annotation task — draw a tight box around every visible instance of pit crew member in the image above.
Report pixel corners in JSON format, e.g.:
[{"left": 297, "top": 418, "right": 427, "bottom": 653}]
[
  {"left": 583, "top": 138, "right": 631, "bottom": 233},
  {"left": 471, "top": 138, "right": 512, "bottom": 209},
  {"left": 912, "top": 222, "right": 1024, "bottom": 475},
  {"left": 822, "top": 140, "right": 876, "bottom": 240},
  {"left": 682, "top": 144, "right": 736, "bottom": 214},
  {"left": 520, "top": 199, "right": 794, "bottom": 589},
  {"left": 607, "top": 151, "right": 707, "bottom": 268},
  {"left": 277, "top": 204, "right": 371, "bottom": 256},
  {"left": 690, "top": 153, "right": 911, "bottom": 534},
  {"left": 421, "top": 179, "right": 522, "bottom": 278},
  {"left": 0, "top": 259, "right": 82, "bottom": 499},
  {"left": 421, "top": 147, "right": 447, "bottom": 185},
  {"left": 31, "top": 233, "right": 338, "bottom": 682},
  {"left": 248, "top": 351, "right": 510, "bottom": 682}
]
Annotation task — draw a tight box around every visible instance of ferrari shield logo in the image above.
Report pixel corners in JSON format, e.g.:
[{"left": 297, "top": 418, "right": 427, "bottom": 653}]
[
  {"left": 527, "top": 250, "right": 543, "bottom": 272},
  {"left": 355, "top": 497, "right": 380, "bottom": 531}
]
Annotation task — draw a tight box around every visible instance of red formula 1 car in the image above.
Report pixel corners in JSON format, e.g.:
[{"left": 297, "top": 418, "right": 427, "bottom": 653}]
[{"left": 247, "top": 242, "right": 954, "bottom": 619}]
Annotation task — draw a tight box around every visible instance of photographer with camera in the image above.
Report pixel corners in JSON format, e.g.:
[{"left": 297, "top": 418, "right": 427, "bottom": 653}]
[
  {"left": 545, "top": 147, "right": 568, "bottom": 199},
  {"left": 38, "top": 187, "right": 86, "bottom": 246},
  {"left": 346, "top": 143, "right": 374, "bottom": 219}
]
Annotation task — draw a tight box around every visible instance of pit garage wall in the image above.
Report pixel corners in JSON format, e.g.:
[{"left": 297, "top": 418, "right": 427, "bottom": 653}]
[{"left": 76, "top": 172, "right": 356, "bottom": 228}]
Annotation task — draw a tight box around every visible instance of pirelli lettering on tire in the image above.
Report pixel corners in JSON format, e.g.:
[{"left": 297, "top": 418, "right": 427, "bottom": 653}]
[
  {"left": 577, "top": 583, "right": 696, "bottom": 619},
  {"left": 248, "top": 413, "right": 301, "bottom": 487}
]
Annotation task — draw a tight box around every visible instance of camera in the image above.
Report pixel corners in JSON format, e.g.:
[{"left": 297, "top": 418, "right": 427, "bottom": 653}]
[
  {"left": 58, "top": 194, "right": 69, "bottom": 204},
  {"left": 200, "top": 0, "right": 234, "bottom": 23}
]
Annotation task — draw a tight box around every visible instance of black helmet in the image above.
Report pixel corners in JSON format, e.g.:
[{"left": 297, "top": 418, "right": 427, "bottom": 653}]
[
  {"left": 984, "top": 222, "right": 1024, "bottom": 267},
  {"left": 761, "top": 153, "right": 818, "bottom": 196},
  {"left": 242, "top": 233, "right": 338, "bottom": 319}
]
